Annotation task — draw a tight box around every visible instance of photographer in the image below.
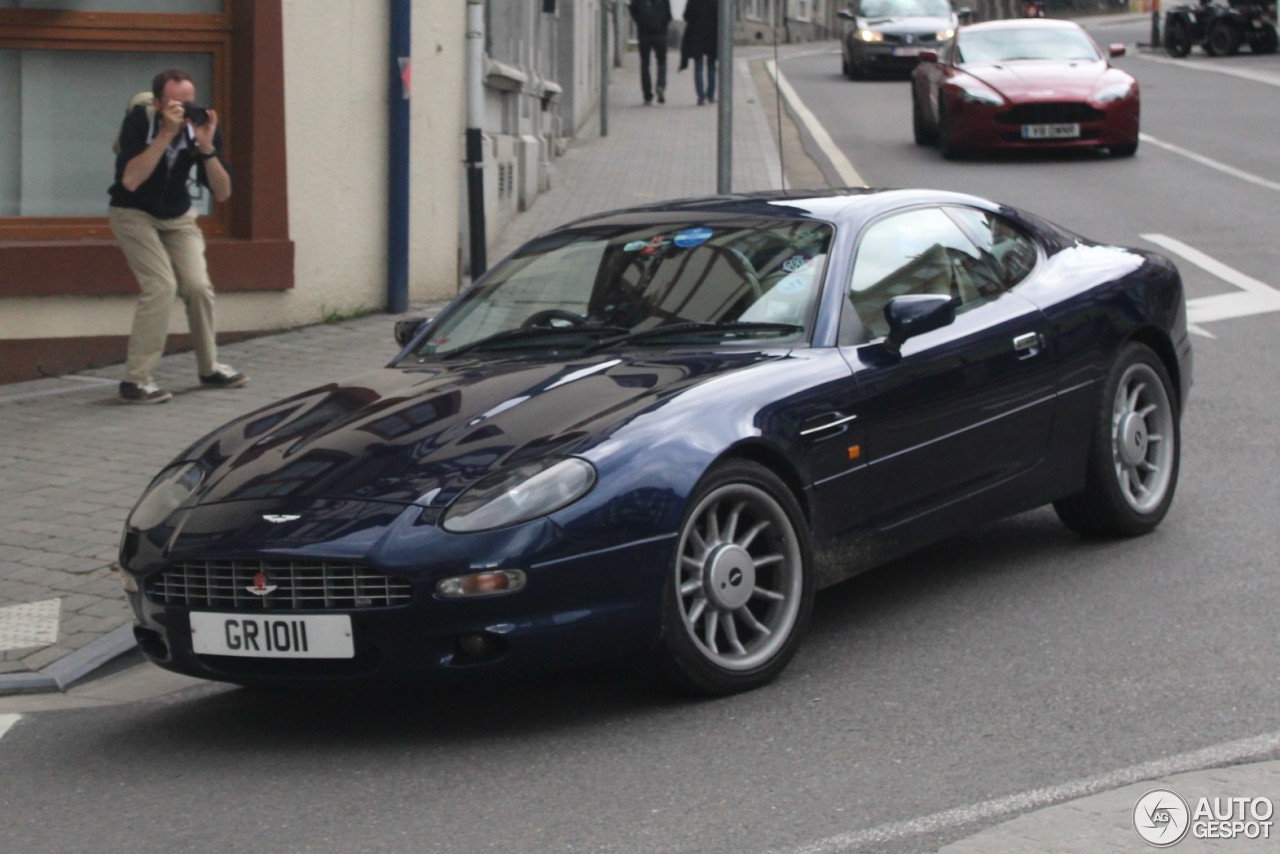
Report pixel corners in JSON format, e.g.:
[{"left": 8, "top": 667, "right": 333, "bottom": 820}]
[{"left": 108, "top": 68, "right": 247, "bottom": 404}]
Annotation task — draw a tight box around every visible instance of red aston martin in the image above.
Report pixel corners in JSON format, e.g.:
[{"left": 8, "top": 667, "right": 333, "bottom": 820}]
[{"left": 911, "top": 19, "right": 1140, "bottom": 159}]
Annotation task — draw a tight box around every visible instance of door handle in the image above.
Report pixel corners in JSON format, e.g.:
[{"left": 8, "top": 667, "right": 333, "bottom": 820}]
[
  {"left": 800, "top": 412, "right": 858, "bottom": 437},
  {"left": 1013, "top": 332, "right": 1043, "bottom": 358}
]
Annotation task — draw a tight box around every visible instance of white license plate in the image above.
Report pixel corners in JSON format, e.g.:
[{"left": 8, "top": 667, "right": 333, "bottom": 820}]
[
  {"left": 893, "top": 46, "right": 924, "bottom": 57},
  {"left": 190, "top": 612, "right": 354, "bottom": 659},
  {"left": 1022, "top": 123, "right": 1080, "bottom": 140}
]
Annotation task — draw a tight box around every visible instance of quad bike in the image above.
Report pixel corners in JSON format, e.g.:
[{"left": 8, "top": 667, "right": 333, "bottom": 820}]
[{"left": 1164, "top": 0, "right": 1279, "bottom": 57}]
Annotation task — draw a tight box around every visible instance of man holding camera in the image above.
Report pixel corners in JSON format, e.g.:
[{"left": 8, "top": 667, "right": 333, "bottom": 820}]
[{"left": 108, "top": 68, "right": 247, "bottom": 404}]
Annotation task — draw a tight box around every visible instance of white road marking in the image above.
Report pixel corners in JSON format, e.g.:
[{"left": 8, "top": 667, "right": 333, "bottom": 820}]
[
  {"left": 1139, "top": 133, "right": 1280, "bottom": 195},
  {"left": 1142, "top": 233, "right": 1280, "bottom": 330},
  {"left": 1133, "top": 50, "right": 1280, "bottom": 88},
  {"left": 771, "top": 729, "right": 1280, "bottom": 853},
  {"left": 0, "top": 714, "right": 20, "bottom": 742},
  {"left": 764, "top": 60, "right": 867, "bottom": 188}
]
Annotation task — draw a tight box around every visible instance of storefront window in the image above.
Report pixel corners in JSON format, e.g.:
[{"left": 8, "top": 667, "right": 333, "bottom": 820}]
[{"left": 0, "top": 49, "right": 212, "bottom": 216}]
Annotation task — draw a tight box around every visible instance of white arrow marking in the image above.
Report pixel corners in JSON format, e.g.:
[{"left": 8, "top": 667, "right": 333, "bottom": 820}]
[
  {"left": 1141, "top": 234, "right": 1280, "bottom": 334},
  {"left": 0, "top": 714, "right": 20, "bottom": 742}
]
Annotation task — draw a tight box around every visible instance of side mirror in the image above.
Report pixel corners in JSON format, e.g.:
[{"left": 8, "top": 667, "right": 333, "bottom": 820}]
[
  {"left": 882, "top": 294, "right": 955, "bottom": 355},
  {"left": 394, "top": 316, "right": 432, "bottom": 348},
  {"left": 957, "top": 7, "right": 975, "bottom": 24},
  {"left": 1108, "top": 43, "right": 1126, "bottom": 58},
  {"left": 838, "top": 9, "right": 856, "bottom": 20},
  {"left": 918, "top": 49, "right": 939, "bottom": 63}
]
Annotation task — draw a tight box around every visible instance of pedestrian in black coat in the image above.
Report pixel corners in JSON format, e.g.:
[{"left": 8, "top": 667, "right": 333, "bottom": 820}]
[
  {"left": 629, "top": 0, "right": 673, "bottom": 104},
  {"left": 679, "top": 0, "right": 719, "bottom": 105}
]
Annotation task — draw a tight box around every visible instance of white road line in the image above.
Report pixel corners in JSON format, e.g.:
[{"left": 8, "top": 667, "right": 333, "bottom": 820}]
[
  {"left": 1139, "top": 133, "right": 1280, "bottom": 194},
  {"left": 0, "top": 714, "right": 20, "bottom": 742},
  {"left": 1133, "top": 51, "right": 1280, "bottom": 87},
  {"left": 1142, "top": 233, "right": 1280, "bottom": 326},
  {"left": 771, "top": 730, "right": 1280, "bottom": 853},
  {"left": 764, "top": 60, "right": 867, "bottom": 188}
]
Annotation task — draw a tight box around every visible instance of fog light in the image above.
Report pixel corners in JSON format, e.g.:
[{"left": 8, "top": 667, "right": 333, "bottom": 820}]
[
  {"left": 457, "top": 632, "right": 505, "bottom": 658},
  {"left": 436, "top": 569, "right": 526, "bottom": 598}
]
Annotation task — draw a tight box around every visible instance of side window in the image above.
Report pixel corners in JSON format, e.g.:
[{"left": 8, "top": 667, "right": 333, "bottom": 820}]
[
  {"left": 846, "top": 207, "right": 998, "bottom": 341},
  {"left": 947, "top": 207, "right": 1039, "bottom": 289}
]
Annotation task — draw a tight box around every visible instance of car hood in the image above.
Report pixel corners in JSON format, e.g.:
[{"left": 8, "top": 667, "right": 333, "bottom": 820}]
[
  {"left": 961, "top": 60, "right": 1112, "bottom": 100},
  {"left": 181, "top": 350, "right": 784, "bottom": 509},
  {"left": 860, "top": 14, "right": 953, "bottom": 33}
]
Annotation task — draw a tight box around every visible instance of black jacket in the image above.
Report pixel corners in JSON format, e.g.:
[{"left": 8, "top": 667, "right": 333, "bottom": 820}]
[
  {"left": 108, "top": 105, "right": 226, "bottom": 220},
  {"left": 629, "top": 0, "right": 672, "bottom": 36},
  {"left": 681, "top": 0, "right": 719, "bottom": 61}
]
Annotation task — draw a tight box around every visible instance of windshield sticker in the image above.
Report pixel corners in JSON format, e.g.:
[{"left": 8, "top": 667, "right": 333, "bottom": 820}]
[
  {"left": 781, "top": 255, "right": 811, "bottom": 273},
  {"left": 673, "top": 227, "right": 714, "bottom": 248},
  {"left": 775, "top": 274, "right": 810, "bottom": 294}
]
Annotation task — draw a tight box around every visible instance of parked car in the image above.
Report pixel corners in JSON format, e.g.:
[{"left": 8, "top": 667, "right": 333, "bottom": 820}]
[
  {"left": 839, "top": 0, "right": 967, "bottom": 79},
  {"left": 120, "top": 189, "right": 1191, "bottom": 697},
  {"left": 911, "top": 19, "right": 1140, "bottom": 158}
]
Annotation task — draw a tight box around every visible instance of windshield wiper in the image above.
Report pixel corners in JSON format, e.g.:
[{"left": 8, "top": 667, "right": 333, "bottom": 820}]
[
  {"left": 438, "top": 324, "right": 630, "bottom": 360},
  {"left": 587, "top": 321, "right": 803, "bottom": 351}
]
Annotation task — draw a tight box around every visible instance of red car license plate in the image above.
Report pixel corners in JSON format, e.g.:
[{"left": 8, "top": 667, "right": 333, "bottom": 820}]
[{"left": 1022, "top": 123, "right": 1080, "bottom": 140}]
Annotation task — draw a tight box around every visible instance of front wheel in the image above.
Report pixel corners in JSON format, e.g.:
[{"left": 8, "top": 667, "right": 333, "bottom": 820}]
[
  {"left": 1110, "top": 139, "right": 1139, "bottom": 157},
  {"left": 1053, "top": 343, "right": 1181, "bottom": 537},
  {"left": 1164, "top": 19, "right": 1192, "bottom": 57},
  {"left": 652, "top": 460, "right": 814, "bottom": 696},
  {"left": 912, "top": 89, "right": 936, "bottom": 145}
]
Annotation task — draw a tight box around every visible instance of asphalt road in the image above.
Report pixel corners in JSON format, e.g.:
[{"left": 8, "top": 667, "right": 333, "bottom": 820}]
[{"left": 3, "top": 23, "right": 1279, "bottom": 854}]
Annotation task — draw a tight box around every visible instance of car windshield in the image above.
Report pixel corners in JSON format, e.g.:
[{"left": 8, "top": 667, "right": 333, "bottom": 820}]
[
  {"left": 413, "top": 218, "right": 833, "bottom": 357},
  {"left": 858, "top": 0, "right": 952, "bottom": 18},
  {"left": 957, "top": 27, "right": 1102, "bottom": 63}
]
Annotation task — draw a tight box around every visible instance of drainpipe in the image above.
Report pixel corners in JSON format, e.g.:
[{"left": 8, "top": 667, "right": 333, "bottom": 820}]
[
  {"left": 466, "top": 0, "right": 488, "bottom": 278},
  {"left": 387, "top": 0, "right": 411, "bottom": 314}
]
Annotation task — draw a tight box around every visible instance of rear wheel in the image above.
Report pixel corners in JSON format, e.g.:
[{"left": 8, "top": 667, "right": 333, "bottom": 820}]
[
  {"left": 1164, "top": 19, "right": 1192, "bottom": 57},
  {"left": 1250, "top": 22, "right": 1278, "bottom": 53},
  {"left": 651, "top": 460, "right": 814, "bottom": 696},
  {"left": 1206, "top": 20, "right": 1242, "bottom": 55},
  {"left": 1053, "top": 343, "right": 1180, "bottom": 538}
]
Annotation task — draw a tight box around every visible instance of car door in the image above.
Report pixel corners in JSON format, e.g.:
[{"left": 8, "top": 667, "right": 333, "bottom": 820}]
[{"left": 838, "top": 205, "right": 1056, "bottom": 530}]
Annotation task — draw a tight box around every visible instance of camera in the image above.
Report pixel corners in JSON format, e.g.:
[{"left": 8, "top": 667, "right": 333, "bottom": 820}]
[{"left": 182, "top": 101, "right": 210, "bottom": 127}]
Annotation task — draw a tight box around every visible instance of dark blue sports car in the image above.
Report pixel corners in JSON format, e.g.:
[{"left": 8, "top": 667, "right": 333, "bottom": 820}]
[{"left": 120, "top": 189, "right": 1191, "bottom": 696}]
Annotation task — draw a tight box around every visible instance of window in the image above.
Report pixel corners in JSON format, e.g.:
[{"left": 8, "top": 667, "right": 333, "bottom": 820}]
[
  {"left": 847, "top": 207, "right": 1009, "bottom": 341},
  {"left": 0, "top": 0, "right": 292, "bottom": 296}
]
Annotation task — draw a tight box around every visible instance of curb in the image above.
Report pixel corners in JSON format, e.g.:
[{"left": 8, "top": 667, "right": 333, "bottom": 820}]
[{"left": 0, "top": 625, "right": 137, "bottom": 697}]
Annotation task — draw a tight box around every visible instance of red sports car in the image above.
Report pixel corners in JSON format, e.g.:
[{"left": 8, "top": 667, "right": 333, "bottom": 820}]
[{"left": 911, "top": 19, "right": 1139, "bottom": 159}]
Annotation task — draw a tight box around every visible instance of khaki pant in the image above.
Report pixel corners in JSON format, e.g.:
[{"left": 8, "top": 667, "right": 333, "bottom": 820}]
[{"left": 110, "top": 207, "right": 219, "bottom": 385}]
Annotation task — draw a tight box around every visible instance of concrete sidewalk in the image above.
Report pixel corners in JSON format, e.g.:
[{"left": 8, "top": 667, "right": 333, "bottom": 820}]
[{"left": 2, "top": 34, "right": 1275, "bottom": 853}]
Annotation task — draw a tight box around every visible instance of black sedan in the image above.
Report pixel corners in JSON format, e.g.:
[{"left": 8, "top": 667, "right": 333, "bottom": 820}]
[
  {"left": 839, "top": 0, "right": 965, "bottom": 79},
  {"left": 119, "top": 189, "right": 1191, "bottom": 697}
]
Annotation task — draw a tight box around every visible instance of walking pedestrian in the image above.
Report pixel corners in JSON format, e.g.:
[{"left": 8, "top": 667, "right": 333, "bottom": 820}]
[
  {"left": 629, "top": 0, "right": 673, "bottom": 105},
  {"left": 680, "top": 0, "right": 719, "bottom": 106},
  {"left": 108, "top": 68, "right": 247, "bottom": 404}
]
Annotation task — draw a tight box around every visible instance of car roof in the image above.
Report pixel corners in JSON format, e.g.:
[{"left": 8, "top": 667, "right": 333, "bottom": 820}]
[
  {"left": 550, "top": 187, "right": 1003, "bottom": 232},
  {"left": 960, "top": 18, "right": 1085, "bottom": 33}
]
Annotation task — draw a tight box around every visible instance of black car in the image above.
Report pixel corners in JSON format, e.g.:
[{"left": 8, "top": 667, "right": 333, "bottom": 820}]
[
  {"left": 839, "top": 0, "right": 966, "bottom": 79},
  {"left": 120, "top": 189, "right": 1191, "bottom": 696}
]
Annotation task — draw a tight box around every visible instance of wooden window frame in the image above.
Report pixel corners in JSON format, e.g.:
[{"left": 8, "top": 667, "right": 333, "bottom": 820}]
[{"left": 0, "top": 0, "right": 292, "bottom": 296}]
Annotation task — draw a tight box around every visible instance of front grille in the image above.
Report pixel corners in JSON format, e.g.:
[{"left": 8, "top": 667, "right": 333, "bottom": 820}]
[
  {"left": 995, "top": 103, "right": 1105, "bottom": 125},
  {"left": 146, "top": 559, "right": 412, "bottom": 610}
]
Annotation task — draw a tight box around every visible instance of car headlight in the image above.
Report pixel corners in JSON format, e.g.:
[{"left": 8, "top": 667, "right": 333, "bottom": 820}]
[
  {"left": 1094, "top": 80, "right": 1134, "bottom": 103},
  {"left": 855, "top": 29, "right": 884, "bottom": 42},
  {"left": 935, "top": 28, "right": 955, "bottom": 40},
  {"left": 955, "top": 80, "right": 1004, "bottom": 106},
  {"left": 127, "top": 462, "right": 204, "bottom": 530},
  {"left": 442, "top": 457, "right": 596, "bottom": 533}
]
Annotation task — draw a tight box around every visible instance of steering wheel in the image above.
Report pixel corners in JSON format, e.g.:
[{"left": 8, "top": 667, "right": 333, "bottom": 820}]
[{"left": 521, "top": 309, "right": 589, "bottom": 329}]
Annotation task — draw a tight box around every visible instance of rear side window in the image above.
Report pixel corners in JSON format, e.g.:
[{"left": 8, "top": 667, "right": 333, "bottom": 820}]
[{"left": 946, "top": 207, "right": 1038, "bottom": 288}]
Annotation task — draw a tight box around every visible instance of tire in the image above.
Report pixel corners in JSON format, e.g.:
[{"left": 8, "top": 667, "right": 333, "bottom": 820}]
[
  {"left": 1164, "top": 19, "right": 1192, "bottom": 57},
  {"left": 912, "top": 90, "right": 936, "bottom": 145},
  {"left": 938, "top": 102, "right": 963, "bottom": 160},
  {"left": 1110, "top": 138, "right": 1139, "bottom": 157},
  {"left": 1053, "top": 343, "right": 1181, "bottom": 538},
  {"left": 651, "top": 460, "right": 814, "bottom": 696},
  {"left": 1250, "top": 23, "right": 1278, "bottom": 54},
  {"left": 1207, "top": 20, "right": 1243, "bottom": 56}
]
